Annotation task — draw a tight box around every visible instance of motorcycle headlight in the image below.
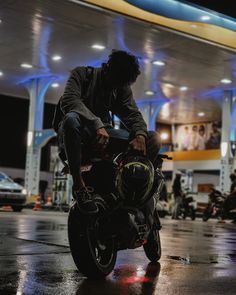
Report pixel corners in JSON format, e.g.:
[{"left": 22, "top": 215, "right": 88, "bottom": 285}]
[{"left": 21, "top": 188, "right": 27, "bottom": 194}]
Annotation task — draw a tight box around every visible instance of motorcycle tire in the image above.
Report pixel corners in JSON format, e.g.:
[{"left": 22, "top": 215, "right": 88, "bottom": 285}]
[
  {"left": 68, "top": 203, "right": 117, "bottom": 278},
  {"left": 202, "top": 215, "right": 209, "bottom": 222},
  {"left": 202, "top": 210, "right": 211, "bottom": 222},
  {"left": 191, "top": 209, "right": 196, "bottom": 221},
  {"left": 143, "top": 228, "right": 161, "bottom": 262}
]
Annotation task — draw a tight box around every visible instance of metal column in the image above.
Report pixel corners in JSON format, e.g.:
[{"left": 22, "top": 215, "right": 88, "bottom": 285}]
[
  {"left": 23, "top": 77, "right": 56, "bottom": 196},
  {"left": 137, "top": 100, "right": 168, "bottom": 130},
  {"left": 219, "top": 90, "right": 234, "bottom": 192}
]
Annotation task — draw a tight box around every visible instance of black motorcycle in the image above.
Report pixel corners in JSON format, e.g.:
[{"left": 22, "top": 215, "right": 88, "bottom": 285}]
[
  {"left": 67, "top": 152, "right": 170, "bottom": 278},
  {"left": 202, "top": 189, "right": 225, "bottom": 221},
  {"left": 181, "top": 194, "right": 196, "bottom": 220}
]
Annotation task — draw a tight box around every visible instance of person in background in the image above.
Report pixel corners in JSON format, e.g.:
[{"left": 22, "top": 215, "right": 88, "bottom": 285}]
[
  {"left": 230, "top": 173, "right": 236, "bottom": 193},
  {"left": 188, "top": 125, "right": 199, "bottom": 150},
  {"left": 218, "top": 174, "right": 236, "bottom": 223},
  {"left": 221, "top": 185, "right": 236, "bottom": 223},
  {"left": 181, "top": 126, "right": 191, "bottom": 150},
  {"left": 172, "top": 172, "right": 183, "bottom": 219},
  {"left": 197, "top": 125, "right": 206, "bottom": 150},
  {"left": 206, "top": 122, "right": 221, "bottom": 149}
]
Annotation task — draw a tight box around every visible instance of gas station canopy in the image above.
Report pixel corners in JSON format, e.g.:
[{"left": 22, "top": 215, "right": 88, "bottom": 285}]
[{"left": 0, "top": 0, "right": 236, "bottom": 124}]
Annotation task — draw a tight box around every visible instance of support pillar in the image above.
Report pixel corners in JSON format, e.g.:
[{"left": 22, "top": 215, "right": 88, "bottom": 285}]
[
  {"left": 219, "top": 90, "right": 234, "bottom": 192},
  {"left": 23, "top": 77, "right": 56, "bottom": 196},
  {"left": 137, "top": 99, "right": 168, "bottom": 131}
]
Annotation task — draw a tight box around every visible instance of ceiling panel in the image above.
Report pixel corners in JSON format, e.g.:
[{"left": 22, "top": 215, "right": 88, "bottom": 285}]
[{"left": 0, "top": 0, "right": 235, "bottom": 124}]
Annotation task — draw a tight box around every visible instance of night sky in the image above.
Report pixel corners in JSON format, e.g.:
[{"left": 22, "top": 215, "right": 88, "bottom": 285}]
[
  {"left": 0, "top": 94, "right": 56, "bottom": 171},
  {"left": 182, "top": 1, "right": 236, "bottom": 19}
]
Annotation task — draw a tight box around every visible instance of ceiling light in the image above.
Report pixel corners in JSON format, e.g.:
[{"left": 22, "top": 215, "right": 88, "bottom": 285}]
[
  {"left": 51, "top": 83, "right": 59, "bottom": 88},
  {"left": 21, "top": 63, "right": 33, "bottom": 68},
  {"left": 0, "top": 71, "right": 3, "bottom": 76},
  {"left": 201, "top": 16, "right": 211, "bottom": 21},
  {"left": 145, "top": 90, "right": 155, "bottom": 95},
  {"left": 198, "top": 112, "right": 205, "bottom": 117},
  {"left": 152, "top": 60, "right": 165, "bottom": 66},
  {"left": 221, "top": 142, "right": 228, "bottom": 157},
  {"left": 221, "top": 78, "right": 232, "bottom": 84},
  {"left": 160, "top": 132, "right": 169, "bottom": 140},
  {"left": 180, "top": 86, "right": 188, "bottom": 91},
  {"left": 91, "top": 44, "right": 105, "bottom": 50},
  {"left": 52, "top": 55, "right": 62, "bottom": 61},
  {"left": 165, "top": 83, "right": 174, "bottom": 88}
]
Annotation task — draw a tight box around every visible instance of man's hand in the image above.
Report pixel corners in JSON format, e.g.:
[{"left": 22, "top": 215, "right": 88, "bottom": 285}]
[
  {"left": 96, "top": 127, "right": 109, "bottom": 150},
  {"left": 129, "top": 135, "right": 146, "bottom": 155}
]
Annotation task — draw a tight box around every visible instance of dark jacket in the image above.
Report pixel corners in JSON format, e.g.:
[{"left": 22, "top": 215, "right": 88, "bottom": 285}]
[
  {"left": 53, "top": 66, "right": 147, "bottom": 138},
  {"left": 230, "top": 180, "right": 236, "bottom": 193},
  {"left": 172, "top": 176, "right": 182, "bottom": 198}
]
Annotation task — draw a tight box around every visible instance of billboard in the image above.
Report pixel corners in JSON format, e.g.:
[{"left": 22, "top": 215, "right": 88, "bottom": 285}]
[{"left": 176, "top": 122, "right": 221, "bottom": 151}]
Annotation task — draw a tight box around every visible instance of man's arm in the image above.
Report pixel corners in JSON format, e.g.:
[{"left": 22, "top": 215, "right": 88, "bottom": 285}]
[
  {"left": 60, "top": 67, "right": 104, "bottom": 130},
  {"left": 114, "top": 86, "right": 148, "bottom": 138},
  {"left": 114, "top": 86, "right": 148, "bottom": 154}
]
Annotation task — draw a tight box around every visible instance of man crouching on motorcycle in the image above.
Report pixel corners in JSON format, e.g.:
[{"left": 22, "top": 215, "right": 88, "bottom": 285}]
[{"left": 52, "top": 50, "right": 161, "bottom": 214}]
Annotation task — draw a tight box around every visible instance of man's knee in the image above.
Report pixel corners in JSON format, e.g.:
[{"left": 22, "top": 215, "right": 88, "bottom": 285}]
[{"left": 62, "top": 112, "right": 81, "bottom": 131}]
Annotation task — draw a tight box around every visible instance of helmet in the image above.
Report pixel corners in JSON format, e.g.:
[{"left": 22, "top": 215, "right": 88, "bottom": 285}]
[{"left": 115, "top": 156, "right": 154, "bottom": 206}]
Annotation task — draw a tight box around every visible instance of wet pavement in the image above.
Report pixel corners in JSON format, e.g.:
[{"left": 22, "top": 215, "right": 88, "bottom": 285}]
[{"left": 1, "top": 209, "right": 236, "bottom": 295}]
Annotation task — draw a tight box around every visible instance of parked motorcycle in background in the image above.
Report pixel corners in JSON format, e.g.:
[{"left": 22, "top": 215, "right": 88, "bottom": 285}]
[
  {"left": 202, "top": 188, "right": 225, "bottom": 221},
  {"left": 180, "top": 189, "right": 196, "bottom": 220},
  {"left": 155, "top": 183, "right": 169, "bottom": 218}
]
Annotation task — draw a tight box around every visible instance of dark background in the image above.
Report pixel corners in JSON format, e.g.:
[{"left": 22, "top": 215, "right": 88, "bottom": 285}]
[
  {"left": 0, "top": 95, "right": 173, "bottom": 171},
  {"left": 0, "top": 94, "right": 56, "bottom": 171},
  {"left": 180, "top": 0, "right": 236, "bottom": 19}
]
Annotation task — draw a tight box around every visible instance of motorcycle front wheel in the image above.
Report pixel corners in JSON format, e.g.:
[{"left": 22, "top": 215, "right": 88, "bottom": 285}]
[
  {"left": 143, "top": 228, "right": 161, "bottom": 262},
  {"left": 202, "top": 207, "right": 212, "bottom": 222},
  {"left": 68, "top": 203, "right": 117, "bottom": 278}
]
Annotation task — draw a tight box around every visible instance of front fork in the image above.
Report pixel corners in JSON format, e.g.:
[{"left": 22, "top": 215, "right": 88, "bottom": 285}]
[{"left": 153, "top": 168, "right": 165, "bottom": 205}]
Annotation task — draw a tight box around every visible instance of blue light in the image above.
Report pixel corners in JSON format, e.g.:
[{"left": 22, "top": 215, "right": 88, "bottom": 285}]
[
  {"left": 137, "top": 98, "right": 169, "bottom": 130},
  {"left": 125, "top": 0, "right": 236, "bottom": 31}
]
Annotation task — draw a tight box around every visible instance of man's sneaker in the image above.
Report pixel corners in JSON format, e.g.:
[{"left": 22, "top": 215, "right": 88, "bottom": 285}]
[{"left": 73, "top": 187, "right": 98, "bottom": 215}]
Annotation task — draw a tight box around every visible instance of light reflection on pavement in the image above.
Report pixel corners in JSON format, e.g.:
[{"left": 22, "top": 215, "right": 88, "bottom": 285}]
[{"left": 0, "top": 210, "right": 236, "bottom": 295}]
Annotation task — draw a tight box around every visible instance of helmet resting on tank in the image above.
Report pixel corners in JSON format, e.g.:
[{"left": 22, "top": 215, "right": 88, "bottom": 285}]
[{"left": 115, "top": 156, "right": 154, "bottom": 206}]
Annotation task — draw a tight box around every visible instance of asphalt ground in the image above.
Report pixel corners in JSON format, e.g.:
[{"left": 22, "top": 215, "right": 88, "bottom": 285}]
[{"left": 0, "top": 209, "right": 236, "bottom": 295}]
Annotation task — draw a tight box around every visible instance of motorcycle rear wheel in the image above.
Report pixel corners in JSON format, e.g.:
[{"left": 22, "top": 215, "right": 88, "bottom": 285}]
[
  {"left": 143, "top": 228, "right": 161, "bottom": 262},
  {"left": 68, "top": 203, "right": 117, "bottom": 278},
  {"left": 202, "top": 208, "right": 212, "bottom": 222},
  {"left": 191, "top": 209, "right": 196, "bottom": 220}
]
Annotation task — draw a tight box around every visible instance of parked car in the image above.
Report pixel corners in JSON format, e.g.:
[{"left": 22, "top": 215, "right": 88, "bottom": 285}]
[
  {"left": 156, "top": 199, "right": 169, "bottom": 217},
  {"left": 0, "top": 172, "right": 27, "bottom": 212}
]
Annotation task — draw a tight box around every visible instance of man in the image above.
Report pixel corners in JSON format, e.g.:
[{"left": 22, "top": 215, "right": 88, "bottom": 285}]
[
  {"left": 188, "top": 125, "right": 200, "bottom": 150},
  {"left": 172, "top": 172, "right": 183, "bottom": 219},
  {"left": 53, "top": 50, "right": 160, "bottom": 214},
  {"left": 206, "top": 122, "right": 221, "bottom": 149},
  {"left": 230, "top": 173, "right": 236, "bottom": 193},
  {"left": 219, "top": 173, "right": 236, "bottom": 223}
]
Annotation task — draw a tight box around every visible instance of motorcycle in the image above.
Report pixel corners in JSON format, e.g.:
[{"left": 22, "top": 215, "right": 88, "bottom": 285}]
[
  {"left": 202, "top": 189, "right": 225, "bottom": 221},
  {"left": 67, "top": 152, "right": 171, "bottom": 278},
  {"left": 181, "top": 193, "right": 196, "bottom": 220}
]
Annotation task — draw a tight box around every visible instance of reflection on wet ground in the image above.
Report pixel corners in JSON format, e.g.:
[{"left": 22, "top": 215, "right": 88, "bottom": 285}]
[
  {"left": 1, "top": 210, "right": 236, "bottom": 294},
  {"left": 168, "top": 254, "right": 236, "bottom": 264}
]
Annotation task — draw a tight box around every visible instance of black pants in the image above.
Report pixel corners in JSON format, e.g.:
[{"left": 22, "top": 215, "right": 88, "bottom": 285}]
[{"left": 58, "top": 112, "right": 161, "bottom": 182}]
